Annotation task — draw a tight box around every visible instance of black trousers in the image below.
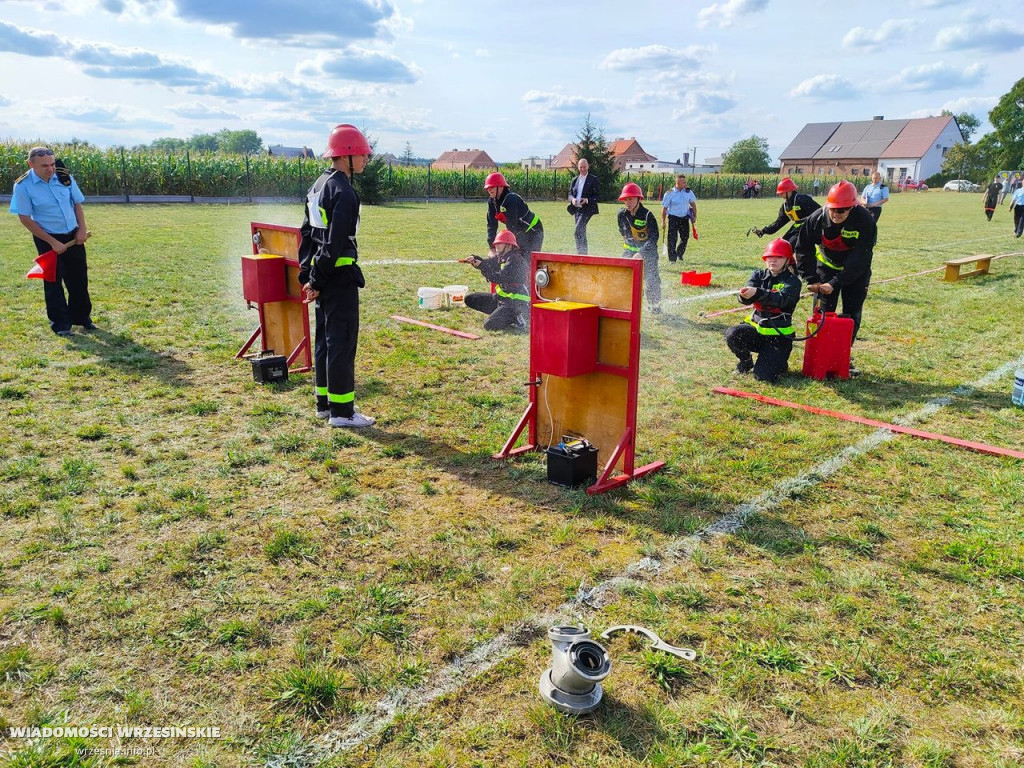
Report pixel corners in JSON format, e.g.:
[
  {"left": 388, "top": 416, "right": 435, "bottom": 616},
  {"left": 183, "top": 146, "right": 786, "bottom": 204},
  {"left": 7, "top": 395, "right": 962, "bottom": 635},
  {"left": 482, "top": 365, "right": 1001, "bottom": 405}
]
[
  {"left": 573, "top": 213, "right": 593, "bottom": 255},
  {"left": 1014, "top": 204, "right": 1024, "bottom": 237},
  {"left": 33, "top": 231, "right": 91, "bottom": 334},
  {"left": 464, "top": 293, "right": 528, "bottom": 331},
  {"left": 817, "top": 271, "right": 871, "bottom": 343},
  {"left": 666, "top": 215, "right": 690, "bottom": 262},
  {"left": 867, "top": 206, "right": 882, "bottom": 222},
  {"left": 725, "top": 324, "right": 794, "bottom": 383},
  {"left": 516, "top": 226, "right": 544, "bottom": 259},
  {"left": 314, "top": 285, "right": 359, "bottom": 418}
]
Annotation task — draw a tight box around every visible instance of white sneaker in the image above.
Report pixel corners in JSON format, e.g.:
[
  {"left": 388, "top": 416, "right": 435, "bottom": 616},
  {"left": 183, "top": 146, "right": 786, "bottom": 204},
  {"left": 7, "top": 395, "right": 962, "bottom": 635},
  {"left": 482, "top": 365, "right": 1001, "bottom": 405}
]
[
  {"left": 315, "top": 409, "right": 331, "bottom": 419},
  {"left": 329, "top": 413, "right": 376, "bottom": 428}
]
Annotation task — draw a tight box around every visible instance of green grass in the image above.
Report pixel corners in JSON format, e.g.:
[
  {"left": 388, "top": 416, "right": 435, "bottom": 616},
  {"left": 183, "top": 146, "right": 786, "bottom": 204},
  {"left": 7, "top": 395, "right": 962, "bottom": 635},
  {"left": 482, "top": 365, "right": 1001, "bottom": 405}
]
[{"left": 0, "top": 194, "right": 1022, "bottom": 766}]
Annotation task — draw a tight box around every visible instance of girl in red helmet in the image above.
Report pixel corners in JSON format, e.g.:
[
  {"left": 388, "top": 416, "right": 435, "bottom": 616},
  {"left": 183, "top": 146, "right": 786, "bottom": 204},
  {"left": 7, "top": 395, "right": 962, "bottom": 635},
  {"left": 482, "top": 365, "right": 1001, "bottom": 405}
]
[
  {"left": 460, "top": 229, "right": 530, "bottom": 331},
  {"left": 617, "top": 182, "right": 662, "bottom": 313},
  {"left": 483, "top": 172, "right": 544, "bottom": 258},
  {"left": 725, "top": 238, "right": 803, "bottom": 383},
  {"left": 793, "top": 179, "right": 877, "bottom": 369},
  {"left": 752, "top": 177, "right": 820, "bottom": 246},
  {"left": 298, "top": 124, "right": 375, "bottom": 428}
]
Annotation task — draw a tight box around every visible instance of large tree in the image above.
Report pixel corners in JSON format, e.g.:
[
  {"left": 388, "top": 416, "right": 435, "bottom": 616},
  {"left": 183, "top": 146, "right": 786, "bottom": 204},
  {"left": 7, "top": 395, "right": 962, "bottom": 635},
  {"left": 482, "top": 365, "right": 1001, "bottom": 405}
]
[
  {"left": 721, "top": 135, "right": 772, "bottom": 173},
  {"left": 217, "top": 129, "right": 263, "bottom": 155},
  {"left": 942, "top": 110, "right": 981, "bottom": 143},
  {"left": 940, "top": 141, "right": 991, "bottom": 182},
  {"left": 400, "top": 142, "right": 415, "bottom": 165},
  {"left": 187, "top": 133, "right": 219, "bottom": 152},
  {"left": 571, "top": 114, "right": 619, "bottom": 203},
  {"left": 985, "top": 77, "right": 1024, "bottom": 171}
]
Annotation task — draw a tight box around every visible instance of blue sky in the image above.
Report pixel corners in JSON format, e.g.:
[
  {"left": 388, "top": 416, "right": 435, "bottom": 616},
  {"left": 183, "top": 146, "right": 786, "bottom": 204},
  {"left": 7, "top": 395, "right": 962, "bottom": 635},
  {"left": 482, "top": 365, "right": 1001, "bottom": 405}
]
[{"left": 0, "top": 0, "right": 1020, "bottom": 164}]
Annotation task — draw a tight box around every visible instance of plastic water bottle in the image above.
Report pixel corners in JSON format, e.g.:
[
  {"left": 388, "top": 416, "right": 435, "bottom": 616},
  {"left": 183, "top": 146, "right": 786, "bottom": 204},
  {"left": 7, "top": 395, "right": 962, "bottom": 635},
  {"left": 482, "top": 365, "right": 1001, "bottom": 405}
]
[{"left": 1013, "top": 368, "right": 1024, "bottom": 407}]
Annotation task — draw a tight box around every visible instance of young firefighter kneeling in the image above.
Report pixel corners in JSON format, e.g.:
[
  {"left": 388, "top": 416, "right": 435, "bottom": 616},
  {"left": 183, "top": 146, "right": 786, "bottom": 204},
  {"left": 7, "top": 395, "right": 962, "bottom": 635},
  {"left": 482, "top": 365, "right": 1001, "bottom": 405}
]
[
  {"left": 724, "top": 238, "right": 802, "bottom": 383},
  {"left": 461, "top": 229, "right": 530, "bottom": 331}
]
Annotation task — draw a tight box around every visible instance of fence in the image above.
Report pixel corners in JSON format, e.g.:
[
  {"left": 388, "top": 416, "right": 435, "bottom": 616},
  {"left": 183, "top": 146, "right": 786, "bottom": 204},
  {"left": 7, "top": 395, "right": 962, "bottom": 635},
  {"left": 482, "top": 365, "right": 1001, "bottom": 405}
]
[{"left": 1, "top": 144, "right": 872, "bottom": 203}]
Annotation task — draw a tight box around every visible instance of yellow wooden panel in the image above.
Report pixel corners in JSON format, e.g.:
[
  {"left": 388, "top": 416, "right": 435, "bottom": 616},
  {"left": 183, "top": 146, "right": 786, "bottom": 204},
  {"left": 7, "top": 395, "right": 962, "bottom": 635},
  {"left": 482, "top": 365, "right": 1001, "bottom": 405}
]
[
  {"left": 536, "top": 372, "right": 628, "bottom": 473},
  {"left": 262, "top": 301, "right": 307, "bottom": 359},
  {"left": 256, "top": 227, "right": 300, "bottom": 259},
  {"left": 598, "top": 317, "right": 631, "bottom": 368},
  {"left": 537, "top": 256, "right": 636, "bottom": 312}
]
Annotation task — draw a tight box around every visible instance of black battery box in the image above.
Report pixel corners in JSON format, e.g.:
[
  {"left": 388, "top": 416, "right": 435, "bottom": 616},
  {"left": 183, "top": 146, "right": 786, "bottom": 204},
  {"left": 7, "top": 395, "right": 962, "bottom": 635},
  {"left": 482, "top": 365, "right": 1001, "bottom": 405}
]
[
  {"left": 545, "top": 438, "right": 598, "bottom": 488},
  {"left": 250, "top": 350, "right": 288, "bottom": 384}
]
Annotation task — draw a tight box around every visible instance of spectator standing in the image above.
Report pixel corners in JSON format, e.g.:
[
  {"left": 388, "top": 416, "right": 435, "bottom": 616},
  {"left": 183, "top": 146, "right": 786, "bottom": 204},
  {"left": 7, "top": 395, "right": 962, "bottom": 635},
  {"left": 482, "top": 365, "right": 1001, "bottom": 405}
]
[
  {"left": 984, "top": 176, "right": 1001, "bottom": 221},
  {"left": 9, "top": 146, "right": 96, "bottom": 337},
  {"left": 860, "top": 171, "right": 889, "bottom": 222},
  {"left": 998, "top": 174, "right": 1011, "bottom": 205},
  {"left": 1009, "top": 182, "right": 1024, "bottom": 238},
  {"left": 567, "top": 158, "right": 600, "bottom": 254},
  {"left": 660, "top": 175, "right": 697, "bottom": 264}
]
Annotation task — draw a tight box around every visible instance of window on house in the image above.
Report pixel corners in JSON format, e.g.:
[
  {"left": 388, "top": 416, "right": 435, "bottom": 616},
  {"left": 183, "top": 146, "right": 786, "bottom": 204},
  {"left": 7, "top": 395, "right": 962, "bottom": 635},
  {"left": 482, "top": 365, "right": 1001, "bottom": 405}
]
[
  {"left": 851, "top": 168, "right": 859, "bottom": 175},
  {"left": 863, "top": 168, "right": 870, "bottom": 176}
]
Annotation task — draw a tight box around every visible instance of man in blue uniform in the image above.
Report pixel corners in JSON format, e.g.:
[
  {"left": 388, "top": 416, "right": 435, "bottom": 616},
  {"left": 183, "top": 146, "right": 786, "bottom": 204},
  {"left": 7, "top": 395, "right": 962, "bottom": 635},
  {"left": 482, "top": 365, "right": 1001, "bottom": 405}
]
[
  {"left": 660, "top": 174, "right": 697, "bottom": 264},
  {"left": 298, "top": 124, "right": 376, "bottom": 429},
  {"left": 10, "top": 147, "right": 95, "bottom": 336}
]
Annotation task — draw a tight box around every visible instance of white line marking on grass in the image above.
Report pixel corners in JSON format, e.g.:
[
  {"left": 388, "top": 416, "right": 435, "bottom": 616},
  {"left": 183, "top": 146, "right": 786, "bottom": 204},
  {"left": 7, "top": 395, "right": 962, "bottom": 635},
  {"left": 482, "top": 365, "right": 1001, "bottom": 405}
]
[
  {"left": 662, "top": 289, "right": 739, "bottom": 306},
  {"left": 361, "top": 259, "right": 460, "bottom": 265},
  {"left": 317, "top": 353, "right": 1024, "bottom": 759}
]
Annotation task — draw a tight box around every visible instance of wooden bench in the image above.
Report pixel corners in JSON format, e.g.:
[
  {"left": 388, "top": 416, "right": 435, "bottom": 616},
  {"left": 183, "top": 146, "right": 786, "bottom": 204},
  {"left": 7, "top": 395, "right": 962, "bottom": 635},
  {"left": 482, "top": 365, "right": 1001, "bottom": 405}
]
[{"left": 944, "top": 254, "right": 993, "bottom": 282}]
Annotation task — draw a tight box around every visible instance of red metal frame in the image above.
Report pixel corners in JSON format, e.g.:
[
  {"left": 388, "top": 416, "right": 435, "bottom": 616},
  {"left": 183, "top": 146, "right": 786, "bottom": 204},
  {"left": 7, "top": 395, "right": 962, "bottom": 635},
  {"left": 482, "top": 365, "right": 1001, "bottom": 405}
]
[
  {"left": 234, "top": 222, "right": 312, "bottom": 373},
  {"left": 493, "top": 252, "right": 665, "bottom": 494}
]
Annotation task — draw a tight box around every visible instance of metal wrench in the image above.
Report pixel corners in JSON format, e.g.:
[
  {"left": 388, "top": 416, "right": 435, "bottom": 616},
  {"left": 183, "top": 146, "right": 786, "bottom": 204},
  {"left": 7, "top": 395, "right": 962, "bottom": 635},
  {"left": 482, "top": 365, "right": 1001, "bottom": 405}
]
[{"left": 599, "top": 625, "right": 697, "bottom": 661}]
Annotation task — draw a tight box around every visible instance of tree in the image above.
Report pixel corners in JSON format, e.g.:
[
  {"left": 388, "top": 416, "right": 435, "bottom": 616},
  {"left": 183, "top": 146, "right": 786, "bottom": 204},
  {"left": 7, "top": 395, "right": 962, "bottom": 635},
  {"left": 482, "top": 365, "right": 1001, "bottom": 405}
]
[
  {"left": 986, "top": 77, "right": 1024, "bottom": 172},
  {"left": 940, "top": 141, "right": 990, "bottom": 182},
  {"left": 721, "top": 136, "right": 772, "bottom": 173},
  {"left": 217, "top": 129, "right": 262, "bottom": 155},
  {"left": 150, "top": 137, "right": 187, "bottom": 152},
  {"left": 187, "top": 133, "right": 219, "bottom": 152},
  {"left": 351, "top": 132, "right": 390, "bottom": 204},
  {"left": 571, "top": 113, "right": 619, "bottom": 203},
  {"left": 400, "top": 142, "right": 414, "bottom": 165},
  {"left": 942, "top": 110, "right": 981, "bottom": 143}
]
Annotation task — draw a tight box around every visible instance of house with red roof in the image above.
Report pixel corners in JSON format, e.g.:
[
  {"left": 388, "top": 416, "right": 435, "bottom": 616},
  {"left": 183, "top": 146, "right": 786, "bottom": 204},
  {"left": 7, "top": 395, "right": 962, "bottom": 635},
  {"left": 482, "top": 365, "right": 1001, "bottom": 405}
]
[
  {"left": 431, "top": 149, "right": 497, "bottom": 171},
  {"left": 550, "top": 137, "right": 658, "bottom": 172}
]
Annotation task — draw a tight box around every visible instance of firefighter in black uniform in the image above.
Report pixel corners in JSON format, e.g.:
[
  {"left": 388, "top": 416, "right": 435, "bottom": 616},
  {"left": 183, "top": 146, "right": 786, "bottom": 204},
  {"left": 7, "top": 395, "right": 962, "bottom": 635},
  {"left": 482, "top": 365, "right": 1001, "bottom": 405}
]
[
  {"left": 725, "top": 238, "right": 803, "bottom": 383},
  {"left": 298, "top": 124, "right": 375, "bottom": 429},
  {"left": 617, "top": 182, "right": 661, "bottom": 313},
  {"left": 461, "top": 229, "right": 530, "bottom": 331},
  {"left": 752, "top": 177, "right": 820, "bottom": 247},
  {"left": 793, "top": 179, "right": 876, "bottom": 372},
  {"left": 484, "top": 172, "right": 544, "bottom": 257}
]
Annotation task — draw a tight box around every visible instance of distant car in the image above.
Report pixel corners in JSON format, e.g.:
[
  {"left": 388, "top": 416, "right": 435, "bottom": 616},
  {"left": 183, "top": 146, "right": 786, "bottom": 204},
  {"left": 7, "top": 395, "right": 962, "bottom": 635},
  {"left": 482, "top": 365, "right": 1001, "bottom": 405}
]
[
  {"left": 899, "top": 178, "right": 929, "bottom": 191},
  {"left": 943, "top": 179, "right": 981, "bottom": 192}
]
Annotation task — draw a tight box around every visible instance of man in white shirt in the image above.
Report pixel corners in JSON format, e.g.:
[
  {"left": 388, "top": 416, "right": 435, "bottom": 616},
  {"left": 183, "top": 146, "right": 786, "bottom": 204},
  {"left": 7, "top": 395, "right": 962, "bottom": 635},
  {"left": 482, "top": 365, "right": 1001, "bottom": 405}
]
[{"left": 567, "top": 158, "right": 600, "bottom": 254}]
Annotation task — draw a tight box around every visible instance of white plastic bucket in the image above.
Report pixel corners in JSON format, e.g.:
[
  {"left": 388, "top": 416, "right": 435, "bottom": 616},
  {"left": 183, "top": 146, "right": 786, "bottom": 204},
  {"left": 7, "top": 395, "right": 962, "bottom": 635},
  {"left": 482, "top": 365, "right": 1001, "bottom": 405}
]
[
  {"left": 417, "top": 287, "right": 444, "bottom": 309},
  {"left": 444, "top": 284, "right": 469, "bottom": 307},
  {"left": 1012, "top": 368, "right": 1024, "bottom": 406}
]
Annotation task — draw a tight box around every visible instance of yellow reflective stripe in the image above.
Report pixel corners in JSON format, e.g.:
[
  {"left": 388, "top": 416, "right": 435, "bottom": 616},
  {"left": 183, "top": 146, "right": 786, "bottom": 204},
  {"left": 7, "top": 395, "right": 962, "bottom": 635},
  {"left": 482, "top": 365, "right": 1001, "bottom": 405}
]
[
  {"left": 744, "top": 315, "right": 795, "bottom": 336},
  {"left": 496, "top": 287, "right": 530, "bottom": 302},
  {"left": 334, "top": 256, "right": 356, "bottom": 267},
  {"left": 318, "top": 206, "right": 328, "bottom": 226},
  {"left": 328, "top": 391, "right": 355, "bottom": 404},
  {"left": 815, "top": 245, "right": 843, "bottom": 270},
  {"left": 623, "top": 243, "right": 640, "bottom": 251},
  {"left": 315, "top": 386, "right": 328, "bottom": 396},
  {"left": 525, "top": 213, "right": 539, "bottom": 231}
]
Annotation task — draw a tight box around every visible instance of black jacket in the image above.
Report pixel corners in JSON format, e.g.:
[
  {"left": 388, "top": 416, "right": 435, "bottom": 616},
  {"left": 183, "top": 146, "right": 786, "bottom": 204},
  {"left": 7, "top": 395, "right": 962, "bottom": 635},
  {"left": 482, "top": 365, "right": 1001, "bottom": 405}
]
[
  {"left": 487, "top": 189, "right": 541, "bottom": 248},
  {"left": 567, "top": 174, "right": 600, "bottom": 216},
  {"left": 477, "top": 247, "right": 530, "bottom": 303},
  {"left": 739, "top": 267, "right": 802, "bottom": 333},
  {"left": 298, "top": 168, "right": 364, "bottom": 296},
  {"left": 761, "top": 192, "right": 820, "bottom": 237},
  {"left": 793, "top": 205, "right": 876, "bottom": 288},
  {"left": 618, "top": 204, "right": 659, "bottom": 256}
]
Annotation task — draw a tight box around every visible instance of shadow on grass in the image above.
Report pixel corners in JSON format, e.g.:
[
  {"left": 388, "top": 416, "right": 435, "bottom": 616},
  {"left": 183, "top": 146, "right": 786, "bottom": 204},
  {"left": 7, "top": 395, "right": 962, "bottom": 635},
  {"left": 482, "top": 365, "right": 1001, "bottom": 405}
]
[
  {"left": 734, "top": 513, "right": 817, "bottom": 557},
  {"left": 66, "top": 329, "right": 192, "bottom": 386}
]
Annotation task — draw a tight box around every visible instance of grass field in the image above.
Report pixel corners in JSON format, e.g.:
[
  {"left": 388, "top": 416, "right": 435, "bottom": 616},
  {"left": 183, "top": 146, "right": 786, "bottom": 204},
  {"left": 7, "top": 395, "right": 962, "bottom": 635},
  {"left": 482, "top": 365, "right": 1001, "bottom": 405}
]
[{"left": 1, "top": 191, "right": 1023, "bottom": 768}]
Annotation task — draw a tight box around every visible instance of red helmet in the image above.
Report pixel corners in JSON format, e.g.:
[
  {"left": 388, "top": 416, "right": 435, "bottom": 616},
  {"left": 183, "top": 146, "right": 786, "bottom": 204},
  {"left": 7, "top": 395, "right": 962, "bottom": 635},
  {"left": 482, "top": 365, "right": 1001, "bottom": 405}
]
[
  {"left": 826, "top": 180, "right": 858, "bottom": 209},
  {"left": 762, "top": 238, "right": 795, "bottom": 263},
  {"left": 777, "top": 178, "right": 798, "bottom": 195},
  {"left": 322, "top": 124, "right": 371, "bottom": 159},
  {"left": 483, "top": 172, "right": 508, "bottom": 190},
  {"left": 618, "top": 182, "right": 644, "bottom": 201},
  {"left": 492, "top": 230, "right": 518, "bottom": 248}
]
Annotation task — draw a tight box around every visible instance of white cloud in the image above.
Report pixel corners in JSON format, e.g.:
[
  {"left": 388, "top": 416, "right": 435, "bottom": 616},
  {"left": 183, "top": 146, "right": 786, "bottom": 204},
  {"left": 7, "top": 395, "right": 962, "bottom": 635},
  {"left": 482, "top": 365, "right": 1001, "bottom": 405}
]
[
  {"left": 788, "top": 74, "right": 859, "bottom": 100},
  {"left": 599, "top": 44, "right": 709, "bottom": 72},
  {"left": 934, "top": 19, "right": 1024, "bottom": 52},
  {"left": 670, "top": 91, "right": 738, "bottom": 118},
  {"left": 842, "top": 19, "right": 915, "bottom": 50},
  {"left": 522, "top": 90, "right": 610, "bottom": 114},
  {"left": 169, "top": 102, "right": 240, "bottom": 119},
  {"left": 697, "top": 0, "right": 770, "bottom": 29},
  {"left": 887, "top": 62, "right": 986, "bottom": 91},
  {"left": 296, "top": 47, "right": 419, "bottom": 84}
]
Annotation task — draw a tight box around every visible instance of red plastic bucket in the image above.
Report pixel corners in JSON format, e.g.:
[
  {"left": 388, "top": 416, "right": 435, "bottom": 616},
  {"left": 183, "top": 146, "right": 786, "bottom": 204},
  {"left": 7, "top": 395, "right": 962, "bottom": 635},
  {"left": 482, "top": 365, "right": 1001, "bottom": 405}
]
[{"left": 681, "top": 270, "right": 712, "bottom": 286}]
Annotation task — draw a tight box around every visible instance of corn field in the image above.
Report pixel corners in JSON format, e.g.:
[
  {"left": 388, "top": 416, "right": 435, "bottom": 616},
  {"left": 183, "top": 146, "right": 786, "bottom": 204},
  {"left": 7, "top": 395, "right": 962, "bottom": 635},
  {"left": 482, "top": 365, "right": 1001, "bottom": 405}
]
[{"left": 1, "top": 143, "right": 873, "bottom": 202}]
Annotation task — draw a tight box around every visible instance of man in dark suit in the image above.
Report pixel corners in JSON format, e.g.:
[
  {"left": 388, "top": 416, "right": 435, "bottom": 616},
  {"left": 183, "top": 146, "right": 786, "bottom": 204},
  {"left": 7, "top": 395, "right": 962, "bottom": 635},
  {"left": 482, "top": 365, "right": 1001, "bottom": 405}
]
[{"left": 567, "top": 158, "right": 600, "bottom": 254}]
